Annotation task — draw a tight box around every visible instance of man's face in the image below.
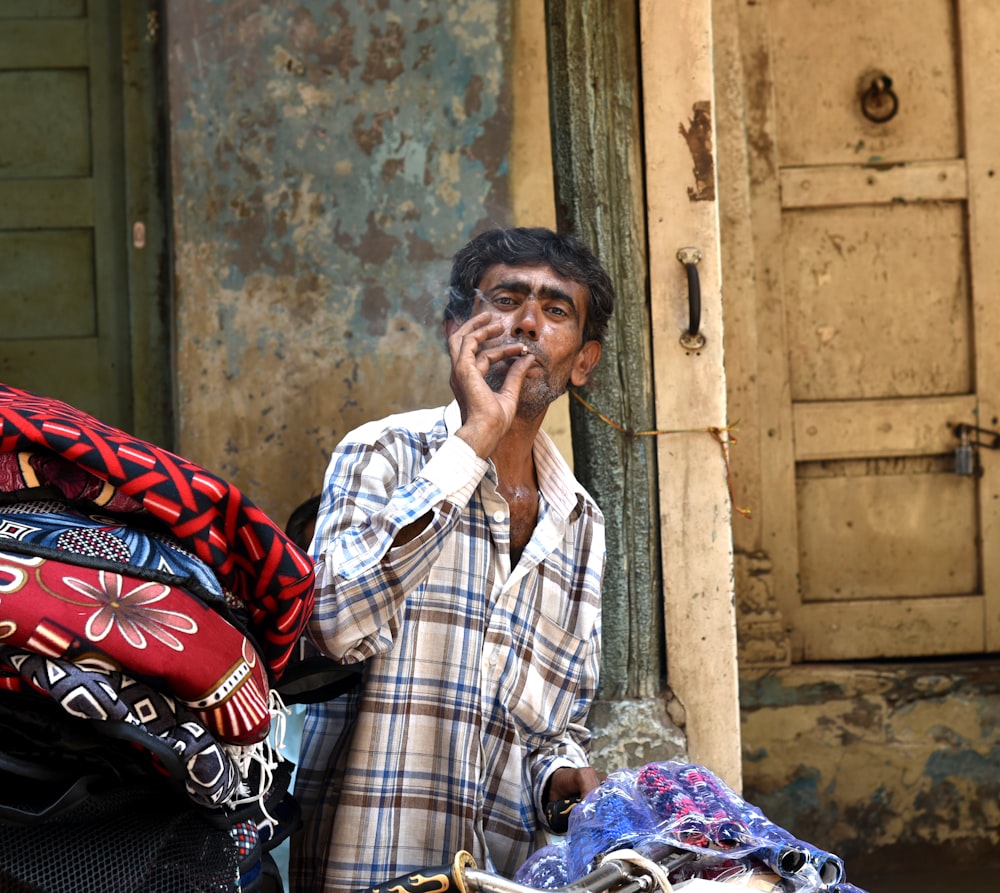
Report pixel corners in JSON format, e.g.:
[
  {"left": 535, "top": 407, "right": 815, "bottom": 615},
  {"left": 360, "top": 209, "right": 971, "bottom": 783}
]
[{"left": 473, "top": 263, "right": 602, "bottom": 417}]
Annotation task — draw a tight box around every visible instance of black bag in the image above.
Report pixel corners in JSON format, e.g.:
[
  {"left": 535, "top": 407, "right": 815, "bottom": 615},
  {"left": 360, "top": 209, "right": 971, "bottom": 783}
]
[{"left": 0, "top": 690, "right": 297, "bottom": 893}]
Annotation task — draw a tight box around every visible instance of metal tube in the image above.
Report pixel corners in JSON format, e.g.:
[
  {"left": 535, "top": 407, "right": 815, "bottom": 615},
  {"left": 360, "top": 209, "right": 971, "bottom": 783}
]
[
  {"left": 464, "top": 862, "right": 633, "bottom": 893},
  {"left": 463, "top": 843, "right": 693, "bottom": 893}
]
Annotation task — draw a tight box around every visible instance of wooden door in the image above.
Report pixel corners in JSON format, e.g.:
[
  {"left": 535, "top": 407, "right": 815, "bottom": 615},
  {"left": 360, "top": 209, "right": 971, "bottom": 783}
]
[
  {"left": 0, "top": 0, "right": 170, "bottom": 444},
  {"left": 738, "top": 0, "right": 1000, "bottom": 660}
]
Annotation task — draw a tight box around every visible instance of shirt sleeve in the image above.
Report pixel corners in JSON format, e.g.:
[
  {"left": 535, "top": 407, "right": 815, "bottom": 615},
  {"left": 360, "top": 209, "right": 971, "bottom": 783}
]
[{"left": 308, "top": 427, "right": 488, "bottom": 663}]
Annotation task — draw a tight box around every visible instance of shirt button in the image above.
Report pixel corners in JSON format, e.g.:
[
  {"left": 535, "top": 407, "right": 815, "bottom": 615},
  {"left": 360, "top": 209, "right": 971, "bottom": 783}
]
[{"left": 492, "top": 509, "right": 506, "bottom": 522}]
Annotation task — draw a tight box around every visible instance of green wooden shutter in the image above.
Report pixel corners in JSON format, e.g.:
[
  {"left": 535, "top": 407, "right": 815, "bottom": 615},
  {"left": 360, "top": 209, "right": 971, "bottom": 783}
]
[{"left": 0, "top": 0, "right": 170, "bottom": 444}]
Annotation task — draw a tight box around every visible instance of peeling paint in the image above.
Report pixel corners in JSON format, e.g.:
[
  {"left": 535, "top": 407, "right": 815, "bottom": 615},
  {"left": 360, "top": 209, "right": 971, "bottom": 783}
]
[
  {"left": 679, "top": 100, "right": 715, "bottom": 201},
  {"left": 167, "top": 0, "right": 514, "bottom": 518},
  {"left": 588, "top": 696, "right": 686, "bottom": 775},
  {"left": 742, "top": 661, "right": 1000, "bottom": 865}
]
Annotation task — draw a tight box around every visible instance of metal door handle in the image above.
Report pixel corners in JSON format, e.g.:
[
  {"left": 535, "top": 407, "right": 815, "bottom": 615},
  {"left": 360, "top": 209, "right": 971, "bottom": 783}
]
[
  {"left": 677, "top": 247, "right": 706, "bottom": 349},
  {"left": 861, "top": 74, "right": 898, "bottom": 124}
]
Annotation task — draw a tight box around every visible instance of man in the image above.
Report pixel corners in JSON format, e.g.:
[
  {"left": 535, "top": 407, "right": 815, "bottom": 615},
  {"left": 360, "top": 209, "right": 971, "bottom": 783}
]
[{"left": 292, "top": 227, "right": 615, "bottom": 893}]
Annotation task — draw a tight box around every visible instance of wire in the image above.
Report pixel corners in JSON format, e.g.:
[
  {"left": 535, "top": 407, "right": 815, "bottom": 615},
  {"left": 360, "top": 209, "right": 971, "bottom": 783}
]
[{"left": 568, "top": 389, "right": 752, "bottom": 519}]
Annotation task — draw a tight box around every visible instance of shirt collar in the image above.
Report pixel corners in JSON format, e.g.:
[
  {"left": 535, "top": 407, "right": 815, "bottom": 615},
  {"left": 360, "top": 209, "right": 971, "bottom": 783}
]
[
  {"left": 532, "top": 425, "right": 589, "bottom": 521},
  {"left": 443, "top": 400, "right": 591, "bottom": 521}
]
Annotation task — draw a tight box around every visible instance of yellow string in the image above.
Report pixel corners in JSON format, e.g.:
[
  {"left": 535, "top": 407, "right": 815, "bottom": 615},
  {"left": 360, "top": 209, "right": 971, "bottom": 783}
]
[{"left": 568, "top": 389, "right": 752, "bottom": 519}]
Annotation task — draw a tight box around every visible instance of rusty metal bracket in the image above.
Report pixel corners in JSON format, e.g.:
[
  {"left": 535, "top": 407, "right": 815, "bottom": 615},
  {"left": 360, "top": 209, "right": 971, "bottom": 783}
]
[{"left": 954, "top": 423, "right": 1000, "bottom": 450}]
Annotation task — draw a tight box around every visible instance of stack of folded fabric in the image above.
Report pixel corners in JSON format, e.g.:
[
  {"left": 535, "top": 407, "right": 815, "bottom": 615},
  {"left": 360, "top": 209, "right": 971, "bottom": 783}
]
[
  {"left": 0, "top": 383, "right": 315, "bottom": 893},
  {"left": 516, "top": 760, "right": 869, "bottom": 893}
]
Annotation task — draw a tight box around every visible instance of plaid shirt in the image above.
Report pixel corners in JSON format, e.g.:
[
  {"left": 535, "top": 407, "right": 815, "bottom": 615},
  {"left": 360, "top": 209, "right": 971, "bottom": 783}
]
[{"left": 291, "top": 403, "right": 604, "bottom": 893}]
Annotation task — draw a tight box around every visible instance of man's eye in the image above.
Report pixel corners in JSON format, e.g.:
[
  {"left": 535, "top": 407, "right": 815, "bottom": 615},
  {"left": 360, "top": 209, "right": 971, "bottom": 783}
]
[
  {"left": 491, "top": 294, "right": 516, "bottom": 307},
  {"left": 547, "top": 305, "right": 569, "bottom": 318}
]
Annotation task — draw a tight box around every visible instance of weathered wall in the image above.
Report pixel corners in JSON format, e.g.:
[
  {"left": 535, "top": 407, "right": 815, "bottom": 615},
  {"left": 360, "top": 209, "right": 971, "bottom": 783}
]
[
  {"left": 741, "top": 662, "right": 1000, "bottom": 881},
  {"left": 165, "top": 1, "right": 513, "bottom": 525}
]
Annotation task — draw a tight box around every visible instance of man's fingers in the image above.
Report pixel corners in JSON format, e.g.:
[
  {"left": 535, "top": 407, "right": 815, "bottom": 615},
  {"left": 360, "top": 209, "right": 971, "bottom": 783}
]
[
  {"left": 496, "top": 354, "right": 535, "bottom": 394},
  {"left": 548, "top": 767, "right": 599, "bottom": 797},
  {"left": 448, "top": 313, "right": 503, "bottom": 350},
  {"left": 476, "top": 343, "right": 529, "bottom": 367}
]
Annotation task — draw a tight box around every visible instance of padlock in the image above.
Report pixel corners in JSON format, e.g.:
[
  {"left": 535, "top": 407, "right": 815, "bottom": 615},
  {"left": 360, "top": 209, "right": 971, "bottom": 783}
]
[{"left": 955, "top": 427, "right": 975, "bottom": 476}]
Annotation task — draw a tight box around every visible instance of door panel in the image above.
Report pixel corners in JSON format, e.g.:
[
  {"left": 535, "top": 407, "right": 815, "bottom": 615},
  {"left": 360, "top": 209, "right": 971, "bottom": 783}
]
[
  {"left": 782, "top": 203, "right": 970, "bottom": 401},
  {"left": 2, "top": 2, "right": 86, "bottom": 19},
  {"left": 797, "top": 457, "right": 978, "bottom": 601},
  {"left": 739, "top": 0, "right": 1000, "bottom": 660},
  {"left": 769, "top": 0, "right": 960, "bottom": 166},
  {"left": 0, "top": 71, "right": 91, "bottom": 173},
  {"left": 4, "top": 231, "right": 96, "bottom": 337}
]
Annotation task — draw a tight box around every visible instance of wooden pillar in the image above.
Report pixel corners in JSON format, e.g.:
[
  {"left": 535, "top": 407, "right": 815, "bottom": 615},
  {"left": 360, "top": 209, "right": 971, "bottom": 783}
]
[
  {"left": 640, "top": 0, "right": 742, "bottom": 788},
  {"left": 545, "top": 0, "right": 663, "bottom": 701}
]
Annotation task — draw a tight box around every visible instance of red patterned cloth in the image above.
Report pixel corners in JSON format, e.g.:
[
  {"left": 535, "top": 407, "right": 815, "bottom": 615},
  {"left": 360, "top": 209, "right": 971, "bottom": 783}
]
[
  {"left": 0, "top": 548, "right": 271, "bottom": 744},
  {"left": 0, "top": 383, "right": 314, "bottom": 680}
]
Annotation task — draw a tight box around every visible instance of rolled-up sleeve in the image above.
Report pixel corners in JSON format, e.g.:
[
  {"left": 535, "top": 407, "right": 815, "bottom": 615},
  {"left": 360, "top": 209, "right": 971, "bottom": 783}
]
[{"left": 309, "top": 424, "right": 488, "bottom": 663}]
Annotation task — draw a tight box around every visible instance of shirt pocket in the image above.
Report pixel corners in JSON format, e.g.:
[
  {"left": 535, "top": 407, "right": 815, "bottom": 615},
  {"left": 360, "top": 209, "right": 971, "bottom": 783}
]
[{"left": 496, "top": 611, "right": 589, "bottom": 746}]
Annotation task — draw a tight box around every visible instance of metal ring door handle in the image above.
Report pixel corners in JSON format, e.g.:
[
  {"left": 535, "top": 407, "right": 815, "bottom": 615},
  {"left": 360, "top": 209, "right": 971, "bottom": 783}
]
[{"left": 861, "top": 74, "right": 898, "bottom": 124}]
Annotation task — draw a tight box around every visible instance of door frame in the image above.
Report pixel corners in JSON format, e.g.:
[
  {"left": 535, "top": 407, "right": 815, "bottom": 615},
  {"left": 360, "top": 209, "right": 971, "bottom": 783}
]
[{"left": 122, "top": 0, "right": 173, "bottom": 448}]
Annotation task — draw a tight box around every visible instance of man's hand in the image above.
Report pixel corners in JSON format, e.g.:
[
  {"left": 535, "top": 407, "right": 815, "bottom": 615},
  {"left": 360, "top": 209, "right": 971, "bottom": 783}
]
[
  {"left": 542, "top": 766, "right": 605, "bottom": 833},
  {"left": 545, "top": 765, "right": 604, "bottom": 804},
  {"left": 445, "top": 311, "right": 535, "bottom": 458}
]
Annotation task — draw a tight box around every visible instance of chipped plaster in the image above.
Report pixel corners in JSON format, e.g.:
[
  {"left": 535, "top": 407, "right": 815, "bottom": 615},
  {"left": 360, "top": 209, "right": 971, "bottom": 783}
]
[{"left": 166, "top": 0, "right": 512, "bottom": 518}]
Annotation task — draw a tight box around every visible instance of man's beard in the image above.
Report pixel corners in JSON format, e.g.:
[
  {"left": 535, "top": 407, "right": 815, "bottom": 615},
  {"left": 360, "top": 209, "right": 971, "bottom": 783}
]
[{"left": 484, "top": 360, "right": 566, "bottom": 418}]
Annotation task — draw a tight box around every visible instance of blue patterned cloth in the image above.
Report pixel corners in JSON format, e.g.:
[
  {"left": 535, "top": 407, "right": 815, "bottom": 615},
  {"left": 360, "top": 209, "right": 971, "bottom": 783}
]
[
  {"left": 0, "top": 498, "right": 230, "bottom": 609},
  {"left": 514, "top": 761, "right": 864, "bottom": 893}
]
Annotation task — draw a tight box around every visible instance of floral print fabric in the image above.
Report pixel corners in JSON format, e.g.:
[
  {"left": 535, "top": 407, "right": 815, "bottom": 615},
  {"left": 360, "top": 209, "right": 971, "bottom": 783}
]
[{"left": 0, "top": 547, "right": 270, "bottom": 744}]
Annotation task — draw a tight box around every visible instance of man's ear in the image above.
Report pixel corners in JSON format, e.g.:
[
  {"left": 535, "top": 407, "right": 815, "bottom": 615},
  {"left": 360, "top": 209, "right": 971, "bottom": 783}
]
[{"left": 570, "top": 340, "right": 602, "bottom": 387}]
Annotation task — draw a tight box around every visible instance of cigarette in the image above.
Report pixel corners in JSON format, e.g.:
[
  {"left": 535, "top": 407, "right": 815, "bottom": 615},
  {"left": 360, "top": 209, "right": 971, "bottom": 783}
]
[{"left": 520, "top": 345, "right": 528, "bottom": 356}]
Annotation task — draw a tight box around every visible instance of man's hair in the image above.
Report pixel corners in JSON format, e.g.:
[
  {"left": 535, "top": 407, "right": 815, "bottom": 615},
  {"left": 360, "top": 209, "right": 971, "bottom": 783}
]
[{"left": 445, "top": 227, "right": 615, "bottom": 345}]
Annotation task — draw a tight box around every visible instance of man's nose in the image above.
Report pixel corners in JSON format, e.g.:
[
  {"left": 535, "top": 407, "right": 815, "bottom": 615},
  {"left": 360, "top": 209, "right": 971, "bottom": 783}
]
[{"left": 512, "top": 298, "right": 540, "bottom": 339}]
